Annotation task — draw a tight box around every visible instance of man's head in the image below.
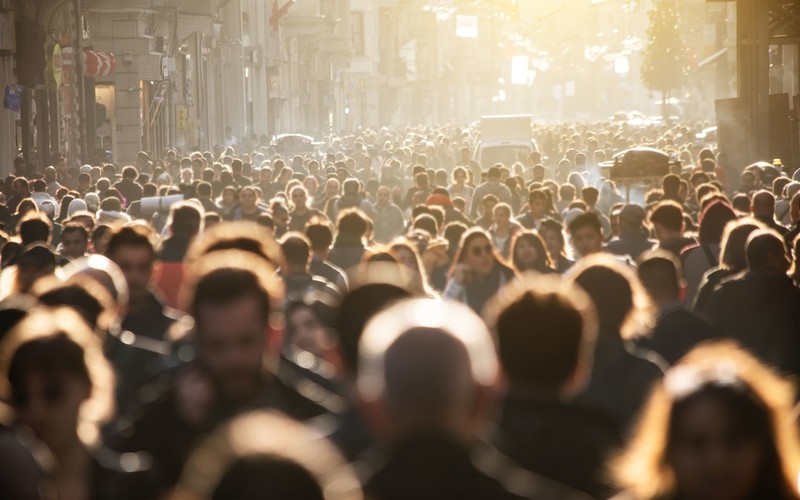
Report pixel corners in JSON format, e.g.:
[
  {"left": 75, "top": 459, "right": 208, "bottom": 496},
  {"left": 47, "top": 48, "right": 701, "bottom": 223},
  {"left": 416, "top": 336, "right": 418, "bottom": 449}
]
[
  {"left": 280, "top": 233, "right": 311, "bottom": 273},
  {"left": 528, "top": 189, "right": 547, "bottom": 218},
  {"left": 637, "top": 250, "right": 684, "bottom": 306},
  {"left": 337, "top": 209, "right": 368, "bottom": 240},
  {"left": 104, "top": 224, "right": 157, "bottom": 303},
  {"left": 751, "top": 190, "right": 776, "bottom": 219},
  {"left": 618, "top": 203, "right": 646, "bottom": 234},
  {"left": 60, "top": 223, "right": 89, "bottom": 260},
  {"left": 183, "top": 250, "right": 283, "bottom": 399},
  {"left": 746, "top": 229, "right": 790, "bottom": 274},
  {"left": 358, "top": 298, "right": 499, "bottom": 439},
  {"left": 487, "top": 166, "right": 501, "bottom": 182},
  {"left": 169, "top": 203, "right": 203, "bottom": 238},
  {"left": 305, "top": 221, "right": 334, "bottom": 255},
  {"left": 568, "top": 212, "right": 604, "bottom": 258},
  {"left": 486, "top": 275, "right": 597, "bottom": 397},
  {"left": 649, "top": 201, "right": 684, "bottom": 241},
  {"left": 18, "top": 214, "right": 52, "bottom": 247}
]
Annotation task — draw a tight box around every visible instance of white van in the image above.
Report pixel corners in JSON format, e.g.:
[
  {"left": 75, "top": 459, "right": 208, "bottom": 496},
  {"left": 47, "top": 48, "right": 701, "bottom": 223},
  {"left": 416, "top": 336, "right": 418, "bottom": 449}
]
[{"left": 473, "top": 114, "right": 538, "bottom": 170}]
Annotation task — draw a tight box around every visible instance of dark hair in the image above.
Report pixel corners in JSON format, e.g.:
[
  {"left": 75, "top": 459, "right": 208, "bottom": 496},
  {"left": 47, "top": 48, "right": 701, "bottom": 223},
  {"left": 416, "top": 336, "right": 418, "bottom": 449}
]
[
  {"left": 412, "top": 214, "right": 438, "bottom": 236},
  {"left": 487, "top": 277, "right": 597, "bottom": 388},
  {"left": 567, "top": 212, "right": 602, "bottom": 236},
  {"left": 637, "top": 252, "right": 681, "bottom": 299},
  {"left": 18, "top": 215, "right": 52, "bottom": 247},
  {"left": 510, "top": 231, "right": 552, "bottom": 273},
  {"left": 698, "top": 201, "right": 737, "bottom": 245},
  {"left": 212, "top": 456, "right": 324, "bottom": 500},
  {"left": 336, "top": 209, "right": 368, "bottom": 238},
  {"left": 581, "top": 186, "right": 599, "bottom": 206},
  {"left": 105, "top": 224, "right": 156, "bottom": 259},
  {"left": 122, "top": 166, "right": 138, "bottom": 179},
  {"left": 61, "top": 223, "right": 89, "bottom": 242},
  {"left": 170, "top": 203, "right": 202, "bottom": 237},
  {"left": 746, "top": 230, "right": 786, "bottom": 272},
  {"left": 649, "top": 201, "right": 684, "bottom": 232},
  {"left": 305, "top": 221, "right": 334, "bottom": 251},
  {"left": 280, "top": 233, "right": 311, "bottom": 268}
]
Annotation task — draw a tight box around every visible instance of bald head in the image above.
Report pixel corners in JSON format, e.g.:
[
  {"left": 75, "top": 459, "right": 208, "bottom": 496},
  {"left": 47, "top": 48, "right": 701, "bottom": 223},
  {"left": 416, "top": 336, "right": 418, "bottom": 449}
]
[
  {"left": 359, "top": 299, "right": 499, "bottom": 432},
  {"left": 752, "top": 190, "right": 776, "bottom": 219}
]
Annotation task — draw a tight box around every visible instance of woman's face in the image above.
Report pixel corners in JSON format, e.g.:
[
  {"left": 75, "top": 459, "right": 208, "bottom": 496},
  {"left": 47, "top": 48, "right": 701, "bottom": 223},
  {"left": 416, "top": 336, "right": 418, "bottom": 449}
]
[
  {"left": 288, "top": 306, "right": 326, "bottom": 355},
  {"left": 222, "top": 190, "right": 235, "bottom": 205},
  {"left": 464, "top": 236, "right": 495, "bottom": 276},
  {"left": 494, "top": 208, "right": 510, "bottom": 228},
  {"left": 668, "top": 396, "right": 765, "bottom": 500},
  {"left": 14, "top": 372, "right": 88, "bottom": 450},
  {"left": 515, "top": 238, "right": 539, "bottom": 267},
  {"left": 541, "top": 229, "right": 562, "bottom": 257}
]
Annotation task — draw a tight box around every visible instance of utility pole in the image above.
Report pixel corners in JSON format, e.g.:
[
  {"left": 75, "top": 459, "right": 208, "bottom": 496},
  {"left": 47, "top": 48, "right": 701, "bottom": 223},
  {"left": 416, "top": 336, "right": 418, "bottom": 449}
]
[{"left": 74, "top": 0, "right": 86, "bottom": 162}]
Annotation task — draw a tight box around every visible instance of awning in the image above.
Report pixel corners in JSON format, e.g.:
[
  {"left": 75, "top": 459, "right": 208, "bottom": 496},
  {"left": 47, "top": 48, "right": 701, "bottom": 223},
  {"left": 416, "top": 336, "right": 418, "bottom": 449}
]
[
  {"left": 698, "top": 48, "right": 727, "bottom": 69},
  {"left": 83, "top": 49, "right": 116, "bottom": 78}
]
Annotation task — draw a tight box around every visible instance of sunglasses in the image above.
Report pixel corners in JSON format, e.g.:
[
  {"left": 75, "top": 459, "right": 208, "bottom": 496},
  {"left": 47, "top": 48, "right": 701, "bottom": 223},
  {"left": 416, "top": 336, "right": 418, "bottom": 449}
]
[
  {"left": 470, "top": 244, "right": 494, "bottom": 257},
  {"left": 13, "top": 383, "right": 65, "bottom": 408}
]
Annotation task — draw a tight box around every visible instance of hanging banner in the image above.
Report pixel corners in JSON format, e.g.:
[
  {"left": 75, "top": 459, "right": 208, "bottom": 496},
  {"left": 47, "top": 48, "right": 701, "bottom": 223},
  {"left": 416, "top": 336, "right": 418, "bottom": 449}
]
[{"left": 49, "top": 44, "right": 63, "bottom": 87}]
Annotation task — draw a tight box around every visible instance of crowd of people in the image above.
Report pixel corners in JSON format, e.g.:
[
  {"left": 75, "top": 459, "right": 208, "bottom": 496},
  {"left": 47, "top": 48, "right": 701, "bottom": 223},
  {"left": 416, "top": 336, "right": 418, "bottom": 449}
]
[{"left": 0, "top": 120, "right": 800, "bottom": 499}]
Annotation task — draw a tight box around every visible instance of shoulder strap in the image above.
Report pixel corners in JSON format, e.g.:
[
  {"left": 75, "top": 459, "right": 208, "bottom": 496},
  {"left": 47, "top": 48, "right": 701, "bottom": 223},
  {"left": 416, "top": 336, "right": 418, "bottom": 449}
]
[{"left": 701, "top": 244, "right": 718, "bottom": 267}]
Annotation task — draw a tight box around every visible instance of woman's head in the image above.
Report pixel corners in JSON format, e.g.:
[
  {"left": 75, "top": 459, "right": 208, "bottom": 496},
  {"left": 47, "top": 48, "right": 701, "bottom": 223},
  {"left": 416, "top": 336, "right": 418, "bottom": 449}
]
[
  {"left": 699, "top": 200, "right": 738, "bottom": 246},
  {"left": 454, "top": 228, "right": 498, "bottom": 277},
  {"left": 285, "top": 301, "right": 335, "bottom": 358},
  {"left": 540, "top": 219, "right": 567, "bottom": 258},
  {"left": 492, "top": 203, "right": 512, "bottom": 228},
  {"left": 613, "top": 341, "right": 800, "bottom": 500},
  {"left": 0, "top": 307, "right": 114, "bottom": 449},
  {"left": 511, "top": 231, "right": 552, "bottom": 273},
  {"left": 719, "top": 218, "right": 766, "bottom": 272}
]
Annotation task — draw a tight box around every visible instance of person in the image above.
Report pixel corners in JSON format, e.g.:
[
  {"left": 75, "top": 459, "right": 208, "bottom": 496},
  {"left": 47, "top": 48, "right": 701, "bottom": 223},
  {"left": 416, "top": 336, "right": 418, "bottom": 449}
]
[
  {"left": 636, "top": 251, "right": 717, "bottom": 365},
  {"left": 567, "top": 212, "right": 605, "bottom": 260},
  {"left": 114, "top": 166, "right": 143, "bottom": 206},
  {"left": 216, "top": 186, "right": 237, "bottom": 220},
  {"left": 0, "top": 308, "right": 160, "bottom": 499},
  {"left": 173, "top": 410, "right": 362, "bottom": 500},
  {"left": 153, "top": 202, "right": 203, "bottom": 309},
  {"left": 104, "top": 224, "right": 181, "bottom": 410},
  {"left": 444, "top": 228, "right": 516, "bottom": 314},
  {"left": 448, "top": 166, "right": 474, "bottom": 209},
  {"left": 649, "top": 201, "right": 696, "bottom": 256},
  {"left": 569, "top": 254, "right": 666, "bottom": 429},
  {"left": 485, "top": 275, "right": 622, "bottom": 497},
  {"left": 489, "top": 203, "right": 522, "bottom": 259},
  {"left": 693, "top": 218, "right": 765, "bottom": 313},
  {"left": 784, "top": 190, "right": 800, "bottom": 248},
  {"left": 279, "top": 232, "right": 340, "bottom": 303},
  {"left": 232, "top": 186, "right": 266, "bottom": 222},
  {"left": 680, "top": 199, "right": 738, "bottom": 306},
  {"left": 357, "top": 298, "right": 582, "bottom": 500},
  {"left": 515, "top": 189, "right": 548, "bottom": 230},
  {"left": 704, "top": 229, "right": 800, "bottom": 376},
  {"left": 108, "top": 249, "right": 326, "bottom": 486},
  {"left": 612, "top": 341, "right": 800, "bottom": 500},
  {"left": 540, "top": 218, "right": 574, "bottom": 273},
  {"left": 288, "top": 185, "right": 325, "bottom": 232},
  {"left": 509, "top": 230, "right": 556, "bottom": 274},
  {"left": 59, "top": 222, "right": 90, "bottom": 261},
  {"left": 604, "top": 203, "right": 656, "bottom": 260},
  {"left": 469, "top": 166, "right": 512, "bottom": 218},
  {"left": 371, "top": 185, "right": 405, "bottom": 244},
  {"left": 305, "top": 221, "right": 349, "bottom": 293},
  {"left": 752, "top": 190, "right": 789, "bottom": 236},
  {"left": 328, "top": 266, "right": 415, "bottom": 460},
  {"left": 328, "top": 209, "right": 369, "bottom": 274}
]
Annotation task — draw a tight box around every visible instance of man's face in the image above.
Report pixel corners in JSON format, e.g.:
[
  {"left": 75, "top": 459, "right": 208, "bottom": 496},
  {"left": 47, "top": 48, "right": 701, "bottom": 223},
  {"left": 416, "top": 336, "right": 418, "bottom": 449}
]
[
  {"left": 109, "top": 246, "right": 154, "bottom": 302},
  {"left": 239, "top": 189, "right": 257, "bottom": 209},
  {"left": 377, "top": 188, "right": 391, "bottom": 207},
  {"left": 61, "top": 232, "right": 88, "bottom": 259},
  {"left": 529, "top": 197, "right": 546, "bottom": 218},
  {"left": 197, "top": 296, "right": 267, "bottom": 399},
  {"left": 291, "top": 189, "right": 307, "bottom": 209},
  {"left": 571, "top": 226, "right": 603, "bottom": 258},
  {"left": 12, "top": 181, "right": 26, "bottom": 197}
]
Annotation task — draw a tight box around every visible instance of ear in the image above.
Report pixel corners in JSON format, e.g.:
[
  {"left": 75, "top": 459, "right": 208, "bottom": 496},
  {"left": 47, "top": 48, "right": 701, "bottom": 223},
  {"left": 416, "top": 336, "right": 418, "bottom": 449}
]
[{"left": 678, "top": 278, "right": 688, "bottom": 304}]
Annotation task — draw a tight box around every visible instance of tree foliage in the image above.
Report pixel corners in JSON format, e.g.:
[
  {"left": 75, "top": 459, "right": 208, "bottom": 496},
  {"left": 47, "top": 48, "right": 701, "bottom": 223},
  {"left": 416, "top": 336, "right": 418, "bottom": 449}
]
[{"left": 641, "top": 0, "right": 688, "bottom": 111}]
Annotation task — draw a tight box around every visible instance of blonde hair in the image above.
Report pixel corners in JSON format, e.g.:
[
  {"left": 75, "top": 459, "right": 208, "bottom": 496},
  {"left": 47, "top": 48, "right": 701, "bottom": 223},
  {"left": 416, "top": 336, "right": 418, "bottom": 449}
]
[{"left": 612, "top": 341, "right": 800, "bottom": 499}]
